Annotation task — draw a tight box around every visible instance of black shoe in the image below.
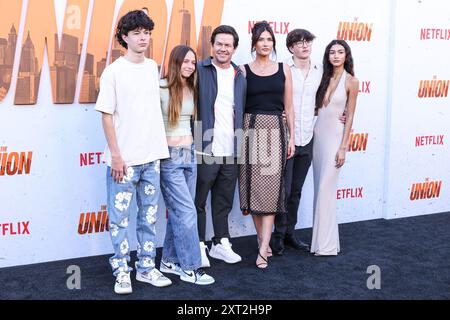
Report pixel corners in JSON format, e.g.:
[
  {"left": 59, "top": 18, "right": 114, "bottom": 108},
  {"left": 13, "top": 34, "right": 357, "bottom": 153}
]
[
  {"left": 270, "top": 236, "right": 285, "bottom": 256},
  {"left": 284, "top": 234, "right": 310, "bottom": 252},
  {"left": 256, "top": 251, "right": 268, "bottom": 269}
]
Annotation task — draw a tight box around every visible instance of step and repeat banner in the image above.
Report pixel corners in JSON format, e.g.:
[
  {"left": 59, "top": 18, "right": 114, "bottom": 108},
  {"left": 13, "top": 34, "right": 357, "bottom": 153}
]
[
  {"left": 385, "top": 0, "right": 450, "bottom": 219},
  {"left": 0, "top": 0, "right": 448, "bottom": 268}
]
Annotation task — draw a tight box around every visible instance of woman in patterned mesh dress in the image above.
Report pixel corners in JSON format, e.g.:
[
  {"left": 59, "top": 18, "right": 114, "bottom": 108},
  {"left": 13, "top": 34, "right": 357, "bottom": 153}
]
[{"left": 239, "top": 21, "right": 295, "bottom": 269}]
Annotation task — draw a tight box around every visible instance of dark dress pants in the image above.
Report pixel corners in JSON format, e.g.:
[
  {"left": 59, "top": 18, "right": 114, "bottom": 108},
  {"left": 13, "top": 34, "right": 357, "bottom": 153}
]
[
  {"left": 274, "top": 140, "right": 313, "bottom": 238},
  {"left": 195, "top": 155, "right": 238, "bottom": 244}
]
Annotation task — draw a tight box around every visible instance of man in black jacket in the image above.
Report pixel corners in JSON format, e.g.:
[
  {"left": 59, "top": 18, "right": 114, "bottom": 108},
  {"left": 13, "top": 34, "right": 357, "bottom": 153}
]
[{"left": 194, "top": 25, "right": 246, "bottom": 267}]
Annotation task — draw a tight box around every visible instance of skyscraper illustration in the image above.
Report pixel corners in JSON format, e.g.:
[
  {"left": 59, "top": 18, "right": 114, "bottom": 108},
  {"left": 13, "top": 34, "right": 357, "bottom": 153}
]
[
  {"left": 0, "top": 38, "right": 8, "bottom": 97},
  {"left": 180, "top": 0, "right": 191, "bottom": 46},
  {"left": 146, "top": 37, "right": 153, "bottom": 59},
  {"left": 14, "top": 31, "right": 83, "bottom": 104},
  {"left": 200, "top": 26, "right": 212, "bottom": 60},
  {"left": 0, "top": 24, "right": 18, "bottom": 101},
  {"left": 97, "top": 57, "right": 106, "bottom": 79},
  {"left": 50, "top": 33, "right": 80, "bottom": 103},
  {"left": 6, "top": 24, "right": 17, "bottom": 66},
  {"left": 0, "top": 39, "right": 7, "bottom": 65},
  {"left": 111, "top": 39, "right": 124, "bottom": 63},
  {"left": 79, "top": 53, "right": 96, "bottom": 103},
  {"left": 84, "top": 52, "right": 94, "bottom": 75},
  {"left": 15, "top": 31, "right": 39, "bottom": 105}
]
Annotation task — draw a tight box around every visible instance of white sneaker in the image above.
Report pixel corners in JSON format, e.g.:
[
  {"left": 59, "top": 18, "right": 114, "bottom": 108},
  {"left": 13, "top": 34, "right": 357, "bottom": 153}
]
[
  {"left": 160, "top": 260, "right": 182, "bottom": 276},
  {"left": 114, "top": 272, "right": 132, "bottom": 295},
  {"left": 209, "top": 238, "right": 242, "bottom": 264},
  {"left": 180, "top": 268, "right": 215, "bottom": 285},
  {"left": 199, "top": 242, "right": 210, "bottom": 268},
  {"left": 136, "top": 268, "right": 172, "bottom": 287}
]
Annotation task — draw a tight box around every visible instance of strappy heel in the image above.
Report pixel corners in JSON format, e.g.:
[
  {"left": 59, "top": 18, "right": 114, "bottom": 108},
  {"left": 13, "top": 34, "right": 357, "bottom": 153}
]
[
  {"left": 257, "top": 239, "right": 273, "bottom": 257},
  {"left": 256, "top": 251, "right": 268, "bottom": 269}
]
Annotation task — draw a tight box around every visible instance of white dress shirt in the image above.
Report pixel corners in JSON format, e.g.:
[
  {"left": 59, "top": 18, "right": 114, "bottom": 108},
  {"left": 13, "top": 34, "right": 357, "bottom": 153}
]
[{"left": 286, "top": 57, "right": 322, "bottom": 147}]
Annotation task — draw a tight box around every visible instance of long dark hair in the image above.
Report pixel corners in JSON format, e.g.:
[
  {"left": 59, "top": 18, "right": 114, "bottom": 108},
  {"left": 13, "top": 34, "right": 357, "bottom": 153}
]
[
  {"left": 315, "top": 40, "right": 354, "bottom": 111},
  {"left": 162, "top": 45, "right": 198, "bottom": 127},
  {"left": 250, "top": 21, "right": 276, "bottom": 56}
]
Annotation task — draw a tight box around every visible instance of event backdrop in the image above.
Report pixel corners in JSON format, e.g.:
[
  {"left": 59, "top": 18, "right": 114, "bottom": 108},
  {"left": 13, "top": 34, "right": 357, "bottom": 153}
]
[
  {"left": 0, "top": 0, "right": 448, "bottom": 268},
  {"left": 385, "top": 0, "right": 450, "bottom": 219}
]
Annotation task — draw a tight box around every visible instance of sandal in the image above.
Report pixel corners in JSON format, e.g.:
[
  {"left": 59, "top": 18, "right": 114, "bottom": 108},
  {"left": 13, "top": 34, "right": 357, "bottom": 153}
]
[
  {"left": 266, "top": 246, "right": 273, "bottom": 257},
  {"left": 258, "top": 239, "right": 273, "bottom": 257},
  {"left": 256, "top": 251, "right": 268, "bottom": 269}
]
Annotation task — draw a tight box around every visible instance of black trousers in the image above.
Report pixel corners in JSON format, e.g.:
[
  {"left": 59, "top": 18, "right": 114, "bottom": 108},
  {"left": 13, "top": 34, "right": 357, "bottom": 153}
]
[
  {"left": 274, "top": 139, "right": 313, "bottom": 238},
  {"left": 195, "top": 155, "right": 238, "bottom": 244}
]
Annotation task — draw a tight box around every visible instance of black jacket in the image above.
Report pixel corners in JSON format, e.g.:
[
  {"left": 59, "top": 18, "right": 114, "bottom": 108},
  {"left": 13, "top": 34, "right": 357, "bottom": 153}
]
[{"left": 194, "top": 57, "right": 247, "bottom": 157}]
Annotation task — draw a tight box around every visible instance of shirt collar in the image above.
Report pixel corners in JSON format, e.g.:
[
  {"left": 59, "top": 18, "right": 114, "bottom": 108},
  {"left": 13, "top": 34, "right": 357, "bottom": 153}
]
[
  {"left": 286, "top": 56, "right": 295, "bottom": 67},
  {"left": 205, "top": 57, "right": 240, "bottom": 73},
  {"left": 287, "top": 56, "right": 319, "bottom": 70}
]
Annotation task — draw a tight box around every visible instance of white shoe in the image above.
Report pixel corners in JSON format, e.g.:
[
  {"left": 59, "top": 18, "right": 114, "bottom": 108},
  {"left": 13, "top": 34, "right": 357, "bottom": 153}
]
[
  {"left": 209, "top": 238, "right": 242, "bottom": 264},
  {"left": 160, "top": 260, "right": 182, "bottom": 276},
  {"left": 180, "top": 268, "right": 215, "bottom": 285},
  {"left": 114, "top": 272, "right": 132, "bottom": 295},
  {"left": 136, "top": 268, "right": 172, "bottom": 287},
  {"left": 199, "top": 242, "right": 210, "bottom": 268}
]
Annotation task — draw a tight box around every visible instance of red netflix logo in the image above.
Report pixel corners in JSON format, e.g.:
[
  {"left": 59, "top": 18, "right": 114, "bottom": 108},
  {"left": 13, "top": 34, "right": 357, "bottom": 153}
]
[
  {"left": 1, "top": 221, "right": 30, "bottom": 236},
  {"left": 337, "top": 187, "right": 363, "bottom": 200},
  {"left": 359, "top": 81, "right": 371, "bottom": 94},
  {"left": 420, "top": 28, "right": 450, "bottom": 40},
  {"left": 415, "top": 135, "right": 444, "bottom": 147},
  {"left": 248, "top": 21, "right": 290, "bottom": 34},
  {"left": 80, "top": 152, "right": 104, "bottom": 167}
]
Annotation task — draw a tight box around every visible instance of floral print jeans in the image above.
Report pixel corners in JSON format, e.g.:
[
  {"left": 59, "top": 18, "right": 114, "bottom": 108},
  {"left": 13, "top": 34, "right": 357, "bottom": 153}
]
[{"left": 106, "top": 160, "right": 161, "bottom": 276}]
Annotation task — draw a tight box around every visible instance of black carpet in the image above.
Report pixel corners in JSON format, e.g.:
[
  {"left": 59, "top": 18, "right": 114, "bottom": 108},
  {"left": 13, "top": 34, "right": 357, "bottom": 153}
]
[{"left": 1, "top": 212, "right": 450, "bottom": 300}]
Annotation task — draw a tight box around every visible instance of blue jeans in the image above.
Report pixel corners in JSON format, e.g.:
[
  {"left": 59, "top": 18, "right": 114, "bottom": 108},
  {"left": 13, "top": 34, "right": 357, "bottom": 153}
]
[
  {"left": 106, "top": 161, "right": 161, "bottom": 276},
  {"left": 160, "top": 144, "right": 202, "bottom": 270}
]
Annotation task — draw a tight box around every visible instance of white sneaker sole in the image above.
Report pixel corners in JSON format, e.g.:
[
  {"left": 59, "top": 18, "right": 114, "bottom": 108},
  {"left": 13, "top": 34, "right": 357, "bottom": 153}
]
[
  {"left": 114, "top": 287, "right": 132, "bottom": 295},
  {"left": 180, "top": 276, "right": 215, "bottom": 285},
  {"left": 209, "top": 250, "right": 242, "bottom": 264},
  {"left": 136, "top": 273, "right": 172, "bottom": 287}
]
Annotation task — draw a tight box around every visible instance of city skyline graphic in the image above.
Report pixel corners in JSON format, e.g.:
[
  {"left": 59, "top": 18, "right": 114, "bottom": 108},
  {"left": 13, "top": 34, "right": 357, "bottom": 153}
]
[
  {"left": 0, "top": 0, "right": 21, "bottom": 103},
  {"left": 0, "top": 0, "right": 222, "bottom": 105},
  {"left": 0, "top": 24, "right": 18, "bottom": 102}
]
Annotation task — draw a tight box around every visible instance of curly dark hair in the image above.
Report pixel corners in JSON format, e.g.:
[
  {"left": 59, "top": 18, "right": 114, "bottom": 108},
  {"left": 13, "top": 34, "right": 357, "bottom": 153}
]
[{"left": 115, "top": 10, "right": 154, "bottom": 49}]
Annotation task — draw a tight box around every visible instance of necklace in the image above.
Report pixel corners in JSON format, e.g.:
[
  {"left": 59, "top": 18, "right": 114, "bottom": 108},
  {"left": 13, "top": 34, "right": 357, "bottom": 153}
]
[{"left": 253, "top": 62, "right": 275, "bottom": 75}]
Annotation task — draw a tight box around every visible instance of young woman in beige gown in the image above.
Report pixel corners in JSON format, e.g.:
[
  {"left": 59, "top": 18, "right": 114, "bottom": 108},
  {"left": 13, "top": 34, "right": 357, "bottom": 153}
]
[{"left": 311, "top": 40, "right": 359, "bottom": 256}]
